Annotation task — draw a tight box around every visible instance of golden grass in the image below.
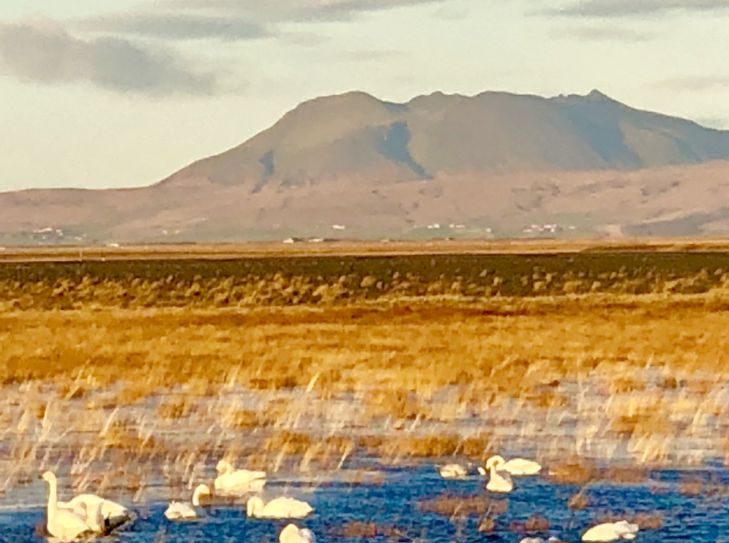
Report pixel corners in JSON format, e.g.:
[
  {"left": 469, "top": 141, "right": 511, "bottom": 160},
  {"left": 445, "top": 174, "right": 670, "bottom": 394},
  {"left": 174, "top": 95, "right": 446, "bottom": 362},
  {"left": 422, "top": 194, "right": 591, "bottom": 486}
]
[
  {"left": 2, "top": 295, "right": 728, "bottom": 393},
  {"left": 1, "top": 258, "right": 728, "bottom": 498}
]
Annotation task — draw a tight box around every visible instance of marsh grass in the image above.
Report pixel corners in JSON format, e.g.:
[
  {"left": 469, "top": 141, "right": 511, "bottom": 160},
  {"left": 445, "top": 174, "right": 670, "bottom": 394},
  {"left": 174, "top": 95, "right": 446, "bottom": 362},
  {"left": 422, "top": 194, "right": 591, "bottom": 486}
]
[
  {"left": 0, "top": 250, "right": 728, "bottom": 500},
  {"left": 1, "top": 251, "right": 729, "bottom": 310},
  {"left": 329, "top": 521, "right": 406, "bottom": 539},
  {"left": 417, "top": 493, "right": 501, "bottom": 518}
]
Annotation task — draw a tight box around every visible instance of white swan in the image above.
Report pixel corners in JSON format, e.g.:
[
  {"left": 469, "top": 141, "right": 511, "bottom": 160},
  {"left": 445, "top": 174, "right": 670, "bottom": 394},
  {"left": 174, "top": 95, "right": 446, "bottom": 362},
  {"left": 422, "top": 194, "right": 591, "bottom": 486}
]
[
  {"left": 60, "top": 492, "right": 131, "bottom": 532},
  {"left": 246, "top": 496, "right": 314, "bottom": 519},
  {"left": 164, "top": 484, "right": 211, "bottom": 521},
  {"left": 280, "top": 523, "right": 316, "bottom": 543},
  {"left": 582, "top": 521, "right": 639, "bottom": 542},
  {"left": 42, "top": 471, "right": 132, "bottom": 534},
  {"left": 41, "top": 471, "right": 96, "bottom": 541},
  {"left": 484, "top": 456, "right": 513, "bottom": 493},
  {"left": 214, "top": 460, "right": 266, "bottom": 496},
  {"left": 484, "top": 455, "right": 541, "bottom": 476},
  {"left": 439, "top": 463, "right": 468, "bottom": 479}
]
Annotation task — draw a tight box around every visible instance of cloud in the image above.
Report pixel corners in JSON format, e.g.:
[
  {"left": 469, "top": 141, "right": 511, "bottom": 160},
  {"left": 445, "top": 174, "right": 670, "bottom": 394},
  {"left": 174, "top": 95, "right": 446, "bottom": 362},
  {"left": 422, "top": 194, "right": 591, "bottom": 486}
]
[
  {"left": 70, "top": 0, "right": 445, "bottom": 43},
  {"left": 0, "top": 20, "right": 218, "bottom": 96},
  {"left": 656, "top": 75, "right": 729, "bottom": 91},
  {"left": 339, "top": 49, "right": 405, "bottom": 62},
  {"left": 557, "top": 25, "right": 651, "bottom": 41},
  {"left": 78, "top": 12, "right": 270, "bottom": 41},
  {"left": 159, "top": 0, "right": 446, "bottom": 24},
  {"left": 542, "top": 0, "right": 729, "bottom": 18},
  {"left": 55, "top": 0, "right": 447, "bottom": 48}
]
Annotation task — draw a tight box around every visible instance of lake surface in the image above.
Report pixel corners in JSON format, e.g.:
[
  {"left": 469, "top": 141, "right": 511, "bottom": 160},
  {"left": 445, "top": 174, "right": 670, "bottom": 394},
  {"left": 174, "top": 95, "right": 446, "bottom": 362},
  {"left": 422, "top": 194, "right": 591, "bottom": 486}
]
[{"left": 2, "top": 463, "right": 727, "bottom": 543}]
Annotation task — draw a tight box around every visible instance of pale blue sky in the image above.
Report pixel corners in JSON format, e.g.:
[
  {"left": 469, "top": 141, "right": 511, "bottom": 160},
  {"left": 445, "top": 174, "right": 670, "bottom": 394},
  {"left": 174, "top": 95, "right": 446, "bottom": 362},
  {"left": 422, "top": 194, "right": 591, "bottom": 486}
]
[{"left": 1, "top": 0, "right": 729, "bottom": 190}]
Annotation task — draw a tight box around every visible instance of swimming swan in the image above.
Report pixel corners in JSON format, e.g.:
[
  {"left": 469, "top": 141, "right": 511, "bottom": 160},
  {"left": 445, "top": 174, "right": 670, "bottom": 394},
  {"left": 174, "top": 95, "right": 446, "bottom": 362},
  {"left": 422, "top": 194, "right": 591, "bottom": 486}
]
[
  {"left": 42, "top": 471, "right": 132, "bottom": 534},
  {"left": 247, "top": 496, "right": 314, "bottom": 519},
  {"left": 439, "top": 463, "right": 468, "bottom": 479},
  {"left": 60, "top": 492, "right": 131, "bottom": 532},
  {"left": 41, "top": 471, "right": 96, "bottom": 541},
  {"left": 279, "top": 523, "right": 316, "bottom": 543},
  {"left": 484, "top": 456, "right": 514, "bottom": 493},
  {"left": 483, "top": 455, "right": 541, "bottom": 476},
  {"left": 582, "top": 521, "right": 639, "bottom": 542},
  {"left": 164, "top": 484, "right": 211, "bottom": 520},
  {"left": 214, "top": 460, "right": 266, "bottom": 495}
]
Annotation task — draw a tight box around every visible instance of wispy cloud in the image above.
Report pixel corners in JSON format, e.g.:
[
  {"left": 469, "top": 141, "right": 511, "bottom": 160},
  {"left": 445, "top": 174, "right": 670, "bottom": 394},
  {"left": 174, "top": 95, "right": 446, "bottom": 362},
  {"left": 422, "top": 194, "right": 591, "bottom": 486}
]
[
  {"left": 542, "top": 0, "right": 729, "bottom": 18},
  {"left": 0, "top": 1, "right": 443, "bottom": 96},
  {"left": 71, "top": 0, "right": 445, "bottom": 43},
  {"left": 77, "top": 12, "right": 270, "bottom": 42},
  {"left": 556, "top": 24, "right": 651, "bottom": 41},
  {"left": 656, "top": 75, "right": 729, "bottom": 91},
  {"left": 0, "top": 20, "right": 218, "bottom": 96},
  {"left": 166, "top": 0, "right": 446, "bottom": 22},
  {"left": 339, "top": 49, "right": 405, "bottom": 62}
]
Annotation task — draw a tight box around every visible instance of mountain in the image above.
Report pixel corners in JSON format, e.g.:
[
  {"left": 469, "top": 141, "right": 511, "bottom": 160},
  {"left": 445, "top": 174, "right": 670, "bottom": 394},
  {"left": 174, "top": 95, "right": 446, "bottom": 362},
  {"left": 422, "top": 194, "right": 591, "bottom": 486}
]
[
  {"left": 2, "top": 89, "right": 729, "bottom": 244},
  {"left": 160, "top": 89, "right": 729, "bottom": 188}
]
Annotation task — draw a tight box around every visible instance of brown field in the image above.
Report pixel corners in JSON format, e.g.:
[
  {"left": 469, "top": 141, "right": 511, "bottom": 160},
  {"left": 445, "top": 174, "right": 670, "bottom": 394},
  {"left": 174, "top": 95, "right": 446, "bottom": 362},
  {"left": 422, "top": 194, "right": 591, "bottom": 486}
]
[
  {"left": 2, "top": 237, "right": 729, "bottom": 262},
  {"left": 1, "top": 243, "right": 728, "bottom": 499}
]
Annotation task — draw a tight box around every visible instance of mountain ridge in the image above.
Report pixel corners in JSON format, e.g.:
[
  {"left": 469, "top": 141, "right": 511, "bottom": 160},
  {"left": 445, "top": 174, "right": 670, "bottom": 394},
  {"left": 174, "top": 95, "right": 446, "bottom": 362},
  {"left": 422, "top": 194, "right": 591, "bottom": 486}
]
[
  {"left": 3, "top": 88, "right": 729, "bottom": 243},
  {"left": 158, "top": 88, "right": 729, "bottom": 191}
]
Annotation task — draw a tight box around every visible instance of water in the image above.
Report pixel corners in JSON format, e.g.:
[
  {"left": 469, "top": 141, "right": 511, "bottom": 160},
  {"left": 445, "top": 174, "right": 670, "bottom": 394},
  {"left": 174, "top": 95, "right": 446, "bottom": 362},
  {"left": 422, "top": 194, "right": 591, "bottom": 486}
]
[{"left": 2, "top": 464, "right": 727, "bottom": 542}]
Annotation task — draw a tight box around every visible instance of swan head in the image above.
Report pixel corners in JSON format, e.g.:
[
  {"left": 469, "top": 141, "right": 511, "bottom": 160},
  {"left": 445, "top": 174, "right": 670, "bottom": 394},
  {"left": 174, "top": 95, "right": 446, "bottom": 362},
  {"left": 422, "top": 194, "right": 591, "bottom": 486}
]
[
  {"left": 192, "top": 484, "right": 211, "bottom": 507},
  {"left": 300, "top": 528, "right": 316, "bottom": 543},
  {"left": 216, "top": 459, "right": 232, "bottom": 474},
  {"left": 246, "top": 496, "right": 264, "bottom": 517},
  {"left": 40, "top": 471, "right": 56, "bottom": 484},
  {"left": 485, "top": 455, "right": 505, "bottom": 470}
]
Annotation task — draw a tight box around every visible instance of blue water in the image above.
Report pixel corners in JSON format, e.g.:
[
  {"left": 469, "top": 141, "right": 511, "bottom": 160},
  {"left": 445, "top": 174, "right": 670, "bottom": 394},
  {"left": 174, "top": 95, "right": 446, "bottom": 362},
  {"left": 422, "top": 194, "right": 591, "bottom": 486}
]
[{"left": 1, "top": 465, "right": 727, "bottom": 542}]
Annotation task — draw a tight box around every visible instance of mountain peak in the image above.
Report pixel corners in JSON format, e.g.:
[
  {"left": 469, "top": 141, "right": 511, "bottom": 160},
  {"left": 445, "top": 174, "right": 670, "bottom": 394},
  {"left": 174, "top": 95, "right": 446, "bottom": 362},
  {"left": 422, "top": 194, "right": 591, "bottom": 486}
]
[
  {"left": 163, "top": 87, "right": 729, "bottom": 191},
  {"left": 584, "top": 89, "right": 620, "bottom": 104}
]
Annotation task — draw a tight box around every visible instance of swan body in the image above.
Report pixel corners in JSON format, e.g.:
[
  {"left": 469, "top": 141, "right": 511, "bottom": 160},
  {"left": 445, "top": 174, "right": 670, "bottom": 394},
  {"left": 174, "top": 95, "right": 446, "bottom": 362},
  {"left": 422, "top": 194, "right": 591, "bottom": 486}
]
[
  {"left": 164, "top": 501, "right": 197, "bottom": 521},
  {"left": 439, "top": 463, "right": 468, "bottom": 479},
  {"left": 214, "top": 460, "right": 266, "bottom": 496},
  {"left": 247, "top": 496, "right": 314, "bottom": 519},
  {"left": 484, "top": 457, "right": 513, "bottom": 493},
  {"left": 582, "top": 521, "right": 639, "bottom": 542},
  {"left": 164, "top": 484, "right": 211, "bottom": 521},
  {"left": 280, "top": 523, "right": 316, "bottom": 543},
  {"left": 485, "top": 455, "right": 541, "bottom": 476},
  {"left": 61, "top": 493, "right": 131, "bottom": 531},
  {"left": 42, "top": 471, "right": 96, "bottom": 541}
]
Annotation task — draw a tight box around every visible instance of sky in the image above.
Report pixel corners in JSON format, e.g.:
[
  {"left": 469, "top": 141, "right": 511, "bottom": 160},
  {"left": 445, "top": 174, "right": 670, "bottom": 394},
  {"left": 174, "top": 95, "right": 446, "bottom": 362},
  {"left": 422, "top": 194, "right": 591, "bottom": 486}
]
[{"left": 1, "top": 0, "right": 729, "bottom": 191}]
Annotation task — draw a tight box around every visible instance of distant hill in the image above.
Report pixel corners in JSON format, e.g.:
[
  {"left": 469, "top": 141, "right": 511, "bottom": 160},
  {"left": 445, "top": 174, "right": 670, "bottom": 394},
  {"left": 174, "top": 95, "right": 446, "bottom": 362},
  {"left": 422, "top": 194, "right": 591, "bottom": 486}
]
[
  {"left": 160, "top": 89, "right": 729, "bottom": 188},
  {"left": 2, "top": 89, "right": 729, "bottom": 244}
]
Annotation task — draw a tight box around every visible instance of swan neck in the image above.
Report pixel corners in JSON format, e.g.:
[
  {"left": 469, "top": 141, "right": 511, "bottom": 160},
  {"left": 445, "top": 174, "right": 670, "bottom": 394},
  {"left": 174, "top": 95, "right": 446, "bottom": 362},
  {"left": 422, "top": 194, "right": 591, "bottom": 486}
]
[
  {"left": 45, "top": 477, "right": 58, "bottom": 522},
  {"left": 192, "top": 486, "right": 203, "bottom": 507},
  {"left": 249, "top": 497, "right": 262, "bottom": 516}
]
